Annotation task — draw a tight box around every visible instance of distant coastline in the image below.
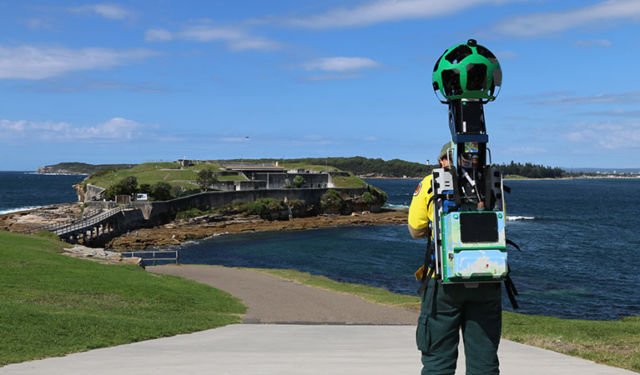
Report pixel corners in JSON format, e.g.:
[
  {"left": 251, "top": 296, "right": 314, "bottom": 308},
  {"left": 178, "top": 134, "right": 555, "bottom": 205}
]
[
  {"left": 33, "top": 172, "right": 88, "bottom": 176},
  {"left": 365, "top": 175, "right": 640, "bottom": 181},
  {"left": 503, "top": 175, "right": 640, "bottom": 181}
]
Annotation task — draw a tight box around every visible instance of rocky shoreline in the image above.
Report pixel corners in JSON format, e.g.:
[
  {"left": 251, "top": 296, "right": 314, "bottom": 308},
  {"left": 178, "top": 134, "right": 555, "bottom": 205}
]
[
  {"left": 0, "top": 204, "right": 83, "bottom": 233},
  {"left": 107, "top": 209, "right": 407, "bottom": 250},
  {"left": 0, "top": 203, "right": 408, "bottom": 251}
]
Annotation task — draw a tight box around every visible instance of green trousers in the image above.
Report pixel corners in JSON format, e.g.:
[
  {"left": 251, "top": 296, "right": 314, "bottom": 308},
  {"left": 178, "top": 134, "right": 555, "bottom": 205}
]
[{"left": 416, "top": 279, "right": 502, "bottom": 375}]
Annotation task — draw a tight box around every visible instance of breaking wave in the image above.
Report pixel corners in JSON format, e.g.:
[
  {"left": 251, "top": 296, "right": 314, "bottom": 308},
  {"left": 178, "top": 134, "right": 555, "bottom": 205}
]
[
  {"left": 507, "top": 215, "right": 536, "bottom": 221},
  {"left": 384, "top": 203, "right": 409, "bottom": 210},
  {"left": 0, "top": 206, "right": 43, "bottom": 215}
]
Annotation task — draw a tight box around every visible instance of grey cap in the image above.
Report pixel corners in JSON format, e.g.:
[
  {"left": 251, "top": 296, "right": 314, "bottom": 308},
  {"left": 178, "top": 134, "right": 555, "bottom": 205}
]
[{"left": 439, "top": 142, "right": 452, "bottom": 160}]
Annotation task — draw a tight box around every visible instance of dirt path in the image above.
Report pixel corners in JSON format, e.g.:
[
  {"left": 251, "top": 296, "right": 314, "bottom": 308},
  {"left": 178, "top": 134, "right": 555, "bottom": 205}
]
[{"left": 149, "top": 265, "right": 418, "bottom": 325}]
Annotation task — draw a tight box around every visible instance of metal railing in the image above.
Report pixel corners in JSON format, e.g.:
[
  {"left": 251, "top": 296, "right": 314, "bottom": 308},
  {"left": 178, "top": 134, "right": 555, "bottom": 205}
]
[
  {"left": 121, "top": 250, "right": 179, "bottom": 266},
  {"left": 53, "top": 206, "right": 125, "bottom": 236},
  {"left": 44, "top": 208, "right": 104, "bottom": 232}
]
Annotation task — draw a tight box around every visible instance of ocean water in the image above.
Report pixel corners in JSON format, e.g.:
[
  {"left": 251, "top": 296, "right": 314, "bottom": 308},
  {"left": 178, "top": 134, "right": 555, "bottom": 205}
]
[
  {"left": 0, "top": 172, "right": 85, "bottom": 214},
  {"left": 1, "top": 172, "right": 638, "bottom": 319},
  {"left": 176, "top": 178, "right": 640, "bottom": 320}
]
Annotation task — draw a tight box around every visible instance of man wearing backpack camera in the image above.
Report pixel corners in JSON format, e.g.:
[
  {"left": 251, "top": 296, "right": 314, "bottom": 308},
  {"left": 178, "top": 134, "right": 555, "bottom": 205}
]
[{"left": 409, "top": 143, "right": 502, "bottom": 375}]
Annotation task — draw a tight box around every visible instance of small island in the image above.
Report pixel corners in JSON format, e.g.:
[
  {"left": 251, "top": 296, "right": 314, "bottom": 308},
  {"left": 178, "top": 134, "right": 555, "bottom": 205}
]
[
  {"left": 5, "top": 158, "right": 636, "bottom": 252},
  {"left": 5, "top": 158, "right": 406, "bottom": 250}
]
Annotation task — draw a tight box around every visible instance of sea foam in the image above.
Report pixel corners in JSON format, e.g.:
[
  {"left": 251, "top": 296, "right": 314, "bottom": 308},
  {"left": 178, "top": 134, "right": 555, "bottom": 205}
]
[
  {"left": 507, "top": 215, "right": 535, "bottom": 221},
  {"left": 0, "top": 206, "right": 43, "bottom": 215}
]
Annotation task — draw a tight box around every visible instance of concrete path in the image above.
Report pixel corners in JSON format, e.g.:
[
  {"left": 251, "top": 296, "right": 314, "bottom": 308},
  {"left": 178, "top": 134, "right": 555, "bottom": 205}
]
[
  {"left": 1, "top": 325, "right": 635, "bottom": 375},
  {"left": 1, "top": 265, "right": 635, "bottom": 374},
  {"left": 149, "top": 265, "right": 418, "bottom": 325}
]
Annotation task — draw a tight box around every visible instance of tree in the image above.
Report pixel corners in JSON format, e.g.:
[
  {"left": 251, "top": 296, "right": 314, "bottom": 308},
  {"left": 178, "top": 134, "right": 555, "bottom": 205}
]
[
  {"left": 119, "top": 176, "right": 138, "bottom": 194},
  {"left": 497, "top": 162, "right": 566, "bottom": 178},
  {"left": 150, "top": 182, "right": 174, "bottom": 201},
  {"left": 139, "top": 184, "right": 152, "bottom": 193},
  {"left": 197, "top": 169, "right": 218, "bottom": 191},
  {"left": 292, "top": 175, "right": 305, "bottom": 188},
  {"left": 105, "top": 176, "right": 138, "bottom": 200}
]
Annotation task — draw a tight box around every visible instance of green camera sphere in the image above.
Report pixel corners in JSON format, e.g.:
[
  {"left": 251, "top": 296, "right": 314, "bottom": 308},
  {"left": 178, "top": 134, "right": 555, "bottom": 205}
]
[{"left": 432, "top": 39, "right": 502, "bottom": 102}]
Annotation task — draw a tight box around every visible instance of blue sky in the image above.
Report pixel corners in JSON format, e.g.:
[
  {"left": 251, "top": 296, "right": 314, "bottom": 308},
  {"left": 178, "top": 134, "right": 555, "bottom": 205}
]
[{"left": 1, "top": 0, "right": 639, "bottom": 170}]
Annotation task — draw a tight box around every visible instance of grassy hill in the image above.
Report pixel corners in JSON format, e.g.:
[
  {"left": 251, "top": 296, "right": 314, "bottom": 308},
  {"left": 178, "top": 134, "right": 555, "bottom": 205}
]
[
  {"left": 84, "top": 162, "right": 247, "bottom": 191},
  {"left": 83, "top": 160, "right": 368, "bottom": 193},
  {"left": 0, "top": 231, "right": 245, "bottom": 366}
]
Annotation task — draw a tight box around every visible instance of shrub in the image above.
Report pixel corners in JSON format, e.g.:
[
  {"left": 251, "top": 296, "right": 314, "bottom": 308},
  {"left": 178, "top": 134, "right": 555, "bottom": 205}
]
[
  {"left": 150, "top": 182, "right": 174, "bottom": 201},
  {"left": 239, "top": 198, "right": 285, "bottom": 219},
  {"left": 104, "top": 176, "right": 138, "bottom": 200},
  {"left": 361, "top": 191, "right": 375, "bottom": 204},
  {"left": 88, "top": 168, "right": 116, "bottom": 179},
  {"left": 320, "top": 189, "right": 344, "bottom": 214},
  {"left": 139, "top": 184, "right": 152, "bottom": 194},
  {"left": 197, "top": 169, "right": 218, "bottom": 191},
  {"left": 292, "top": 175, "right": 305, "bottom": 188},
  {"left": 356, "top": 188, "right": 387, "bottom": 212},
  {"left": 370, "top": 186, "right": 388, "bottom": 205}
]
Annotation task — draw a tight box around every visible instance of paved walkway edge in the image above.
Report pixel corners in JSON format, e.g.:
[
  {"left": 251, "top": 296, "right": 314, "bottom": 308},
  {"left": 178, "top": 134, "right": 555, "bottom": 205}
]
[{"left": 1, "top": 325, "right": 636, "bottom": 375}]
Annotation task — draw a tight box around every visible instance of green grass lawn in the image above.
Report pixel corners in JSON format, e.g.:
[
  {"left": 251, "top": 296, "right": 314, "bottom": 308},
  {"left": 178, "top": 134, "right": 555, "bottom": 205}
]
[
  {"left": 84, "top": 162, "right": 246, "bottom": 190},
  {"left": 85, "top": 162, "right": 199, "bottom": 189},
  {"left": 84, "top": 161, "right": 364, "bottom": 190},
  {"left": 331, "top": 175, "right": 368, "bottom": 188},
  {"left": 0, "top": 231, "right": 245, "bottom": 366},
  {"left": 257, "top": 268, "right": 640, "bottom": 372},
  {"left": 280, "top": 162, "right": 341, "bottom": 172}
]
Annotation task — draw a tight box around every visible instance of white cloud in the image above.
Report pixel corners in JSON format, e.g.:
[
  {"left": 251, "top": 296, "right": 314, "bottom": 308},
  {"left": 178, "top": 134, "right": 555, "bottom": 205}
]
[
  {"left": 534, "top": 92, "right": 640, "bottom": 105},
  {"left": 494, "top": 0, "right": 640, "bottom": 37},
  {"left": 0, "top": 46, "right": 156, "bottom": 80},
  {"left": 221, "top": 136, "right": 251, "bottom": 142},
  {"left": 303, "top": 74, "right": 359, "bottom": 82},
  {"left": 78, "top": 118, "right": 142, "bottom": 140},
  {"left": 179, "top": 26, "right": 243, "bottom": 42},
  {"left": 580, "top": 109, "right": 640, "bottom": 117},
  {"left": 145, "top": 28, "right": 173, "bottom": 42},
  {"left": 228, "top": 37, "right": 279, "bottom": 51},
  {"left": 144, "top": 24, "right": 280, "bottom": 51},
  {"left": 304, "top": 57, "right": 380, "bottom": 72},
  {"left": 575, "top": 39, "right": 612, "bottom": 48},
  {"left": 565, "top": 122, "right": 640, "bottom": 149},
  {"left": 20, "top": 79, "right": 167, "bottom": 93},
  {"left": 0, "top": 117, "right": 143, "bottom": 141},
  {"left": 70, "top": 3, "right": 133, "bottom": 20},
  {"left": 284, "top": 0, "right": 508, "bottom": 29},
  {"left": 25, "top": 18, "right": 53, "bottom": 30}
]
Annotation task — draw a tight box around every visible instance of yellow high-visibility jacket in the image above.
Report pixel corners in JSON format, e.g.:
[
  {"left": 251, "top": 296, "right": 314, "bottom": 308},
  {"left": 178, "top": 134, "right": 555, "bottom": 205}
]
[
  {"left": 408, "top": 174, "right": 435, "bottom": 239},
  {"left": 408, "top": 174, "right": 436, "bottom": 280}
]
